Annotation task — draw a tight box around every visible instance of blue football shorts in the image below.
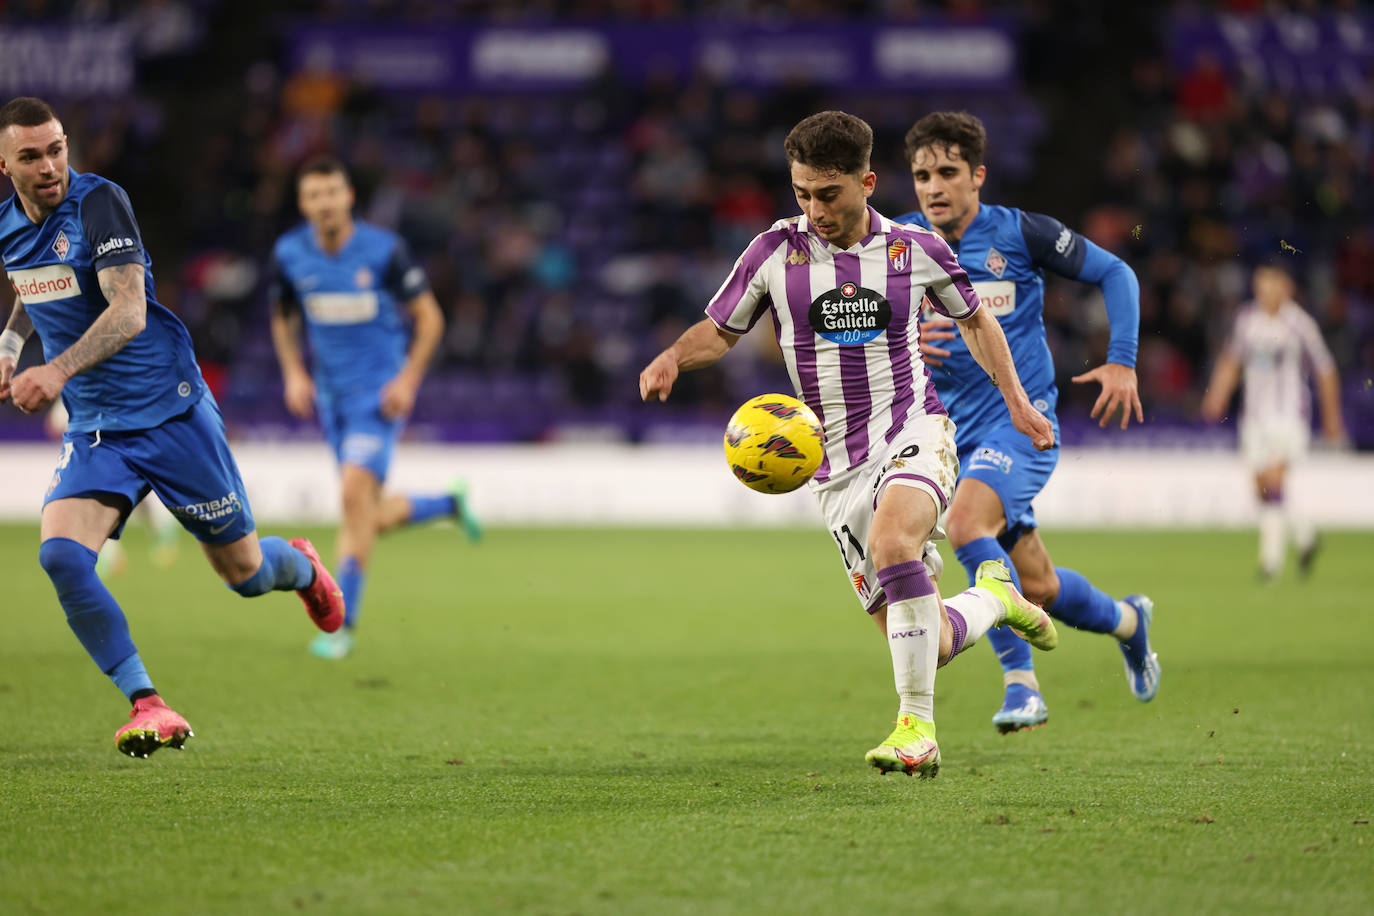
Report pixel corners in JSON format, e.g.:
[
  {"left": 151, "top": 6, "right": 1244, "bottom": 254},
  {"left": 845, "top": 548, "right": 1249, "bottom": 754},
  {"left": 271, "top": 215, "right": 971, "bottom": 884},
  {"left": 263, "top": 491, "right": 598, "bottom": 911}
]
[
  {"left": 44, "top": 393, "right": 256, "bottom": 544},
  {"left": 316, "top": 390, "right": 403, "bottom": 482},
  {"left": 957, "top": 421, "right": 1060, "bottom": 550}
]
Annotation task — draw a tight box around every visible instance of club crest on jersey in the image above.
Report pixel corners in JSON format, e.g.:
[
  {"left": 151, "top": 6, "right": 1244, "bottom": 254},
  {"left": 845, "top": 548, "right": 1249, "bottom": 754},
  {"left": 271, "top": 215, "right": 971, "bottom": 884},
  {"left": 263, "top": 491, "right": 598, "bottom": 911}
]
[
  {"left": 984, "top": 247, "right": 1007, "bottom": 278},
  {"left": 354, "top": 267, "right": 373, "bottom": 289},
  {"left": 888, "top": 238, "right": 909, "bottom": 272},
  {"left": 51, "top": 230, "right": 70, "bottom": 261},
  {"left": 809, "top": 284, "right": 892, "bottom": 345}
]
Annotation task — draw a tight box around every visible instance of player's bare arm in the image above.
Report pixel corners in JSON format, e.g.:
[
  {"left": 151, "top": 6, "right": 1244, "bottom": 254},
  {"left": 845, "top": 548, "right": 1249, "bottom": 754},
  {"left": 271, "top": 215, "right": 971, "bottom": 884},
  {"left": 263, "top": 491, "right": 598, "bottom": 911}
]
[
  {"left": 380, "top": 290, "right": 444, "bottom": 420},
  {"left": 1200, "top": 354, "right": 1241, "bottom": 424},
  {"left": 1071, "top": 362, "right": 1144, "bottom": 430},
  {"left": 10, "top": 262, "right": 146, "bottom": 413},
  {"left": 0, "top": 299, "right": 35, "bottom": 402},
  {"left": 954, "top": 306, "right": 1054, "bottom": 450},
  {"left": 269, "top": 299, "right": 315, "bottom": 419},
  {"left": 639, "top": 318, "right": 738, "bottom": 402},
  {"left": 1316, "top": 367, "right": 1347, "bottom": 444}
]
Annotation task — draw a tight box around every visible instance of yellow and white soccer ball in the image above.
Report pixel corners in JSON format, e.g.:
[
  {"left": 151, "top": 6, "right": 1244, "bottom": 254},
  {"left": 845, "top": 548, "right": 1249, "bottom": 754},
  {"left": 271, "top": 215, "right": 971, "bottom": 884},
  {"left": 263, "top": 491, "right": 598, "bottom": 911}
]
[{"left": 723, "top": 393, "right": 825, "bottom": 494}]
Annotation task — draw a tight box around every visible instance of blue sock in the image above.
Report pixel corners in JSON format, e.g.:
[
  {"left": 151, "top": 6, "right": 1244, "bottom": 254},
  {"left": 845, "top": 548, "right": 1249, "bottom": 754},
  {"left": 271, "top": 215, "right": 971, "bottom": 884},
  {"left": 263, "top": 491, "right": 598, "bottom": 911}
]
[
  {"left": 407, "top": 492, "right": 456, "bottom": 525},
  {"left": 955, "top": 537, "right": 1034, "bottom": 675},
  {"left": 229, "top": 535, "right": 314, "bottom": 596},
  {"left": 39, "top": 538, "right": 152, "bottom": 697},
  {"left": 1047, "top": 567, "right": 1122, "bottom": 634},
  {"left": 339, "top": 556, "right": 365, "bottom": 629},
  {"left": 109, "top": 653, "right": 154, "bottom": 700}
]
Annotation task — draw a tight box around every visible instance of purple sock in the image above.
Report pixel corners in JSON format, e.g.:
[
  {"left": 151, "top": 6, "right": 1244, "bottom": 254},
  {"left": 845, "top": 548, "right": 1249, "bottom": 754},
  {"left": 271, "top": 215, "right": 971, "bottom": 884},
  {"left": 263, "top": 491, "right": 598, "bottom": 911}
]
[
  {"left": 877, "top": 560, "right": 936, "bottom": 603},
  {"left": 947, "top": 608, "right": 968, "bottom": 657}
]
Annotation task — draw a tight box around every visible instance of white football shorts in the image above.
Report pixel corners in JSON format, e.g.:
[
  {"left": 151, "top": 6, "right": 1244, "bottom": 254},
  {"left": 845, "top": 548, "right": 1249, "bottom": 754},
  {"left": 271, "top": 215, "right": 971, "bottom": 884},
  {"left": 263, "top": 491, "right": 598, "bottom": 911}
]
[
  {"left": 1240, "top": 418, "right": 1309, "bottom": 472},
  {"left": 813, "top": 413, "right": 959, "bottom": 613}
]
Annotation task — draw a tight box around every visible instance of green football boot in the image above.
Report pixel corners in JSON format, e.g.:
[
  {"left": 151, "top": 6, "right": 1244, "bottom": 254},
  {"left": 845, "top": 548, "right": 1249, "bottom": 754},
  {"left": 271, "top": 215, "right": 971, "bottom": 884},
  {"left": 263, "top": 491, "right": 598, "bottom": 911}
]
[
  {"left": 865, "top": 714, "right": 940, "bottom": 778},
  {"left": 976, "top": 559, "right": 1058, "bottom": 651}
]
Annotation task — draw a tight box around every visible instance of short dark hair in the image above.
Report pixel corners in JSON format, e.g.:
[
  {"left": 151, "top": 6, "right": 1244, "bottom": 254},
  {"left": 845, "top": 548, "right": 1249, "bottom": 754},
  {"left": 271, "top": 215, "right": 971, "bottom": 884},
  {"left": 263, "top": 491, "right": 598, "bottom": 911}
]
[
  {"left": 0, "top": 97, "right": 59, "bottom": 133},
  {"left": 784, "top": 111, "right": 873, "bottom": 175},
  {"left": 904, "top": 111, "right": 987, "bottom": 170},
  {"left": 297, "top": 154, "right": 349, "bottom": 187}
]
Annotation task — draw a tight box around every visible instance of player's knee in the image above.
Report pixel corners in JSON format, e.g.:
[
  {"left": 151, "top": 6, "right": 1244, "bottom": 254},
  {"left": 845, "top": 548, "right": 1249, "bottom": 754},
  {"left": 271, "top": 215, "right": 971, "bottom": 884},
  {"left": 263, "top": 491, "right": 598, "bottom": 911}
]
[
  {"left": 944, "top": 507, "right": 990, "bottom": 549},
  {"left": 38, "top": 537, "right": 97, "bottom": 589},
  {"left": 870, "top": 526, "right": 923, "bottom": 570}
]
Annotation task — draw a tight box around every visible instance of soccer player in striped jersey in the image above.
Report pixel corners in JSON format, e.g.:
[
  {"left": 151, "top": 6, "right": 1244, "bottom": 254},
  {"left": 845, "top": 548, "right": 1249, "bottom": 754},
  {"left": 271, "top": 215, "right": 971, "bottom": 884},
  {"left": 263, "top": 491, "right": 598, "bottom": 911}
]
[
  {"left": 269, "top": 156, "right": 482, "bottom": 660},
  {"left": 896, "top": 111, "right": 1160, "bottom": 733},
  {"left": 0, "top": 97, "right": 345, "bottom": 757},
  {"left": 1201, "top": 263, "right": 1345, "bottom": 580},
  {"left": 640, "top": 110, "right": 1058, "bottom": 777}
]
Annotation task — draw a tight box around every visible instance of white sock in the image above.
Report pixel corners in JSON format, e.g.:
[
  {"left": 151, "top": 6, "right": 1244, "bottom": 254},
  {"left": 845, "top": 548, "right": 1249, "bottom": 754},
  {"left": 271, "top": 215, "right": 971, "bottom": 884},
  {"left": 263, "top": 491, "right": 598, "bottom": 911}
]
[
  {"left": 942, "top": 586, "right": 1002, "bottom": 659},
  {"left": 1259, "top": 505, "right": 1284, "bottom": 575},
  {"left": 1287, "top": 508, "right": 1315, "bottom": 553},
  {"left": 887, "top": 593, "right": 941, "bottom": 721}
]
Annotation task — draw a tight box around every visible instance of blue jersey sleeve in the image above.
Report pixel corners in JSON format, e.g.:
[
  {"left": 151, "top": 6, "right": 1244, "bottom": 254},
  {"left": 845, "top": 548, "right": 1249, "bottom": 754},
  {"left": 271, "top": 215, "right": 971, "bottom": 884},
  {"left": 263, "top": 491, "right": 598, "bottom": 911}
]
[
  {"left": 384, "top": 237, "right": 429, "bottom": 303},
  {"left": 267, "top": 250, "right": 299, "bottom": 314},
  {"left": 80, "top": 183, "right": 146, "bottom": 272},
  {"left": 1021, "top": 210, "right": 1139, "bottom": 368}
]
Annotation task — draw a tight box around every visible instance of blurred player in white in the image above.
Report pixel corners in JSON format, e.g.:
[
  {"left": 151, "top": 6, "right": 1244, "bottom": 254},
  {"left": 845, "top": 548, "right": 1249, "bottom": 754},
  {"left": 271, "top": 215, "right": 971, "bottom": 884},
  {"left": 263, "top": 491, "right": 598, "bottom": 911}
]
[
  {"left": 640, "top": 111, "right": 1058, "bottom": 777},
  {"left": 1202, "top": 263, "right": 1346, "bottom": 580}
]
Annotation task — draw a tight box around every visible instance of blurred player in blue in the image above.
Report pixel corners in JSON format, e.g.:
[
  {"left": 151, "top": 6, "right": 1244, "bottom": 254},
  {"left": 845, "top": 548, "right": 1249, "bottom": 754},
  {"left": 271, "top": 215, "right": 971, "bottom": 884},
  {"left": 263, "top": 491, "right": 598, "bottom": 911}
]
[
  {"left": 0, "top": 97, "right": 345, "bottom": 757},
  {"left": 896, "top": 111, "right": 1159, "bottom": 732},
  {"left": 269, "top": 156, "right": 480, "bottom": 661}
]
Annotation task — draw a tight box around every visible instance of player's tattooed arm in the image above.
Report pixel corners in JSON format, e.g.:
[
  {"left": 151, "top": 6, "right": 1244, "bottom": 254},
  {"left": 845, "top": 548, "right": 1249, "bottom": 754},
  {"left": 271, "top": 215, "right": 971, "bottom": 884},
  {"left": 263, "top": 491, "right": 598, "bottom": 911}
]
[
  {"left": 52, "top": 262, "right": 148, "bottom": 377},
  {"left": 50, "top": 262, "right": 148, "bottom": 380},
  {"left": 6, "top": 264, "right": 146, "bottom": 412}
]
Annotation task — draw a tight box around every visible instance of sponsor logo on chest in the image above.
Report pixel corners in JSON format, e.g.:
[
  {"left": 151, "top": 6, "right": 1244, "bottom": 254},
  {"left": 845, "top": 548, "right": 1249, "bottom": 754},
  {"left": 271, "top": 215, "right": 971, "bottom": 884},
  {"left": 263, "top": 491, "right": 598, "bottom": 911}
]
[
  {"left": 8, "top": 264, "right": 81, "bottom": 303},
  {"left": 809, "top": 283, "right": 892, "bottom": 345},
  {"left": 972, "top": 280, "right": 1016, "bottom": 317}
]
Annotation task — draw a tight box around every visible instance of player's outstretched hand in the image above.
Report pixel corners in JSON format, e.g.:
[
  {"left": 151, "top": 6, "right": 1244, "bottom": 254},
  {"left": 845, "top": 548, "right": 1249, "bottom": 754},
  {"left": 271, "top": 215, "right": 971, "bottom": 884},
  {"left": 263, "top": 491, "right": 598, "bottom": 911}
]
[
  {"left": 1010, "top": 398, "right": 1055, "bottom": 451},
  {"left": 380, "top": 370, "right": 420, "bottom": 419},
  {"left": 0, "top": 356, "right": 14, "bottom": 404},
  {"left": 283, "top": 371, "right": 316, "bottom": 419},
  {"left": 918, "top": 316, "right": 957, "bottom": 366},
  {"left": 1072, "top": 362, "right": 1144, "bottom": 430},
  {"left": 10, "top": 363, "right": 67, "bottom": 414},
  {"left": 639, "top": 352, "right": 678, "bottom": 403}
]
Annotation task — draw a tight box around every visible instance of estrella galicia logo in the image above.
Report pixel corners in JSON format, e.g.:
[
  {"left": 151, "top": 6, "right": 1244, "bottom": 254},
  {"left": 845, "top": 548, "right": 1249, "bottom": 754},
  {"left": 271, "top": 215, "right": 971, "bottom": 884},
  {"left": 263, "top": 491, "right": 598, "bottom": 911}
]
[{"left": 809, "top": 284, "right": 891, "bottom": 345}]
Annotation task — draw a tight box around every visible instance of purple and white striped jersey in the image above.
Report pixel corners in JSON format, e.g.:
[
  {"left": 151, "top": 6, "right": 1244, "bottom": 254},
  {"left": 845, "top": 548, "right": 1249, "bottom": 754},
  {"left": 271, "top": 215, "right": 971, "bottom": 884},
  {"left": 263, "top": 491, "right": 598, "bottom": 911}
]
[
  {"left": 705, "top": 205, "right": 979, "bottom": 486},
  {"left": 1224, "top": 300, "right": 1335, "bottom": 425}
]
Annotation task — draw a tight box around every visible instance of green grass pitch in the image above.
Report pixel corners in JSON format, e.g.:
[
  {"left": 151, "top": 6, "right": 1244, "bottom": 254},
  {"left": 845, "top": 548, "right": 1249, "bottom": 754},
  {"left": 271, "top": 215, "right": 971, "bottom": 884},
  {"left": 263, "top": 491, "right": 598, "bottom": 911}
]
[{"left": 1, "top": 522, "right": 1371, "bottom": 914}]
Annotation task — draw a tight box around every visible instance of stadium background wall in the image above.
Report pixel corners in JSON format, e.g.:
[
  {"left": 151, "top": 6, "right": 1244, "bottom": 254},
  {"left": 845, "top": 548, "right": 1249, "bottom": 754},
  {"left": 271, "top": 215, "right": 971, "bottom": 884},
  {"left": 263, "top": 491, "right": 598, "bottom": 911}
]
[{"left": 3, "top": 444, "right": 1371, "bottom": 529}]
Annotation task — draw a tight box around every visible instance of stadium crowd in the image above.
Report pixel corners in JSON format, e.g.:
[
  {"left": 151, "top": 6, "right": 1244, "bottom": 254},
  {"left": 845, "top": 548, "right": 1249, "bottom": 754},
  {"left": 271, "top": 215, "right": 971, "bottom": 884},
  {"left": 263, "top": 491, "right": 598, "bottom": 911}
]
[{"left": 1, "top": 0, "right": 1370, "bottom": 447}]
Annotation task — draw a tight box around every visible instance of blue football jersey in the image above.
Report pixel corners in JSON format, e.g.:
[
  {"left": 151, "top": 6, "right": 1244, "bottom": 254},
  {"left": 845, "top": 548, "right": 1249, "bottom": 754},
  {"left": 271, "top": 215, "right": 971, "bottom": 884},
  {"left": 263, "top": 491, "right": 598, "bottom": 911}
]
[
  {"left": 895, "top": 204, "right": 1108, "bottom": 447},
  {"left": 269, "top": 221, "right": 429, "bottom": 400},
  {"left": 0, "top": 170, "right": 206, "bottom": 432}
]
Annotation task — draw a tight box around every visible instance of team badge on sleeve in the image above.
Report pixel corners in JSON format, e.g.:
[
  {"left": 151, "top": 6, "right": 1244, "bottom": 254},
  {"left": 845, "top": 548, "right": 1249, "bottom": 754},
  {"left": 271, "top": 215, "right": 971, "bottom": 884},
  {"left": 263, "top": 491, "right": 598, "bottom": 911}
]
[
  {"left": 984, "top": 247, "right": 1007, "bottom": 278},
  {"left": 52, "top": 230, "right": 70, "bottom": 261},
  {"left": 888, "top": 239, "right": 909, "bottom": 272}
]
